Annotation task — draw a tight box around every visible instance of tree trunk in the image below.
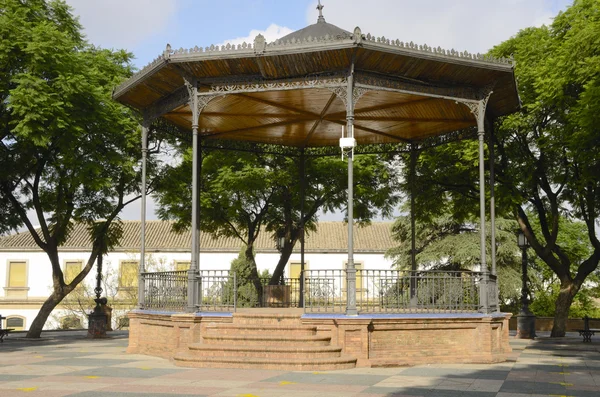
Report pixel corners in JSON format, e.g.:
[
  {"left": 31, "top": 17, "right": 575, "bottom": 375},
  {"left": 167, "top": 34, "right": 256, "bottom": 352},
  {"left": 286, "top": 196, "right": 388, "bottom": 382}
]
[
  {"left": 26, "top": 292, "right": 66, "bottom": 338},
  {"left": 269, "top": 240, "right": 296, "bottom": 285},
  {"left": 551, "top": 279, "right": 579, "bottom": 337},
  {"left": 244, "top": 244, "right": 263, "bottom": 301}
]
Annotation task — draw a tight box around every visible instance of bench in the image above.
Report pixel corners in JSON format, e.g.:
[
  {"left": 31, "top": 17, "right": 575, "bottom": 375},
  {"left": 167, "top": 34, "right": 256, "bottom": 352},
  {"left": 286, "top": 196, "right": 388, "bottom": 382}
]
[
  {"left": 577, "top": 316, "right": 600, "bottom": 342},
  {"left": 0, "top": 315, "right": 15, "bottom": 342}
]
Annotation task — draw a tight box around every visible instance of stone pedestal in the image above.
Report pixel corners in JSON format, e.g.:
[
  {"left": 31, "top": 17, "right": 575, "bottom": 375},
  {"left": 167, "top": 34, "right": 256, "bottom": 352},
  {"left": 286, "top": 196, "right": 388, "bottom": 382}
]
[
  {"left": 87, "top": 311, "right": 108, "bottom": 338},
  {"left": 87, "top": 297, "right": 109, "bottom": 338},
  {"left": 516, "top": 311, "right": 536, "bottom": 339}
]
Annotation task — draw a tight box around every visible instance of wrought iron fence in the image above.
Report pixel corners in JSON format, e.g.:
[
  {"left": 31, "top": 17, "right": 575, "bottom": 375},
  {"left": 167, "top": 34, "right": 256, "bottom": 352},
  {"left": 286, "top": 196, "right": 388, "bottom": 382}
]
[
  {"left": 142, "top": 268, "right": 497, "bottom": 314},
  {"left": 142, "top": 270, "right": 188, "bottom": 311},
  {"left": 304, "top": 269, "right": 496, "bottom": 314},
  {"left": 198, "top": 270, "right": 236, "bottom": 312},
  {"left": 487, "top": 274, "right": 499, "bottom": 312},
  {"left": 304, "top": 269, "right": 346, "bottom": 312}
]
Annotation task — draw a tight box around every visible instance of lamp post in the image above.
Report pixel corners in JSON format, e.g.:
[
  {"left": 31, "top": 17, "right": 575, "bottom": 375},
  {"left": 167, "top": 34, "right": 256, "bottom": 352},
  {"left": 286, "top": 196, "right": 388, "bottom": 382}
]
[
  {"left": 87, "top": 252, "right": 109, "bottom": 338},
  {"left": 516, "top": 231, "right": 535, "bottom": 339}
]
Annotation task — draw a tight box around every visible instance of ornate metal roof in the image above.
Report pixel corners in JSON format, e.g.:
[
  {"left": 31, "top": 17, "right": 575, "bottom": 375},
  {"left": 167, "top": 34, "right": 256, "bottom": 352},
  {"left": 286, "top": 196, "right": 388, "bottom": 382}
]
[
  {"left": 276, "top": 7, "right": 351, "bottom": 44},
  {"left": 112, "top": 5, "right": 520, "bottom": 147}
]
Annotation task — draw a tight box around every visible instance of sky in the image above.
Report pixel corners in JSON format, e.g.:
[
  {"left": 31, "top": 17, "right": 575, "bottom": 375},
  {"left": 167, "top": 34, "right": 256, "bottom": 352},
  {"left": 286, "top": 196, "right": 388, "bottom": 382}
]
[{"left": 60, "top": 0, "right": 574, "bottom": 222}]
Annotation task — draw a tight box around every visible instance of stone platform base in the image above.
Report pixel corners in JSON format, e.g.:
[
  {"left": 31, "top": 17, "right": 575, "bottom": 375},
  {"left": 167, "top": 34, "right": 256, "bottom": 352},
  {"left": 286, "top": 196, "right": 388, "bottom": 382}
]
[{"left": 127, "top": 310, "right": 511, "bottom": 369}]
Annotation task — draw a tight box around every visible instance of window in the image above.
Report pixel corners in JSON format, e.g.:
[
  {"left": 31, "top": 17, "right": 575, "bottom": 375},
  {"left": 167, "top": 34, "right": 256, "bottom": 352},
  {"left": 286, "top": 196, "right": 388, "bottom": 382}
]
[
  {"left": 288, "top": 261, "right": 308, "bottom": 280},
  {"left": 6, "top": 316, "right": 25, "bottom": 331},
  {"left": 5, "top": 261, "right": 28, "bottom": 298},
  {"left": 175, "top": 261, "right": 190, "bottom": 271},
  {"left": 119, "top": 261, "right": 139, "bottom": 289},
  {"left": 64, "top": 260, "right": 83, "bottom": 284}
]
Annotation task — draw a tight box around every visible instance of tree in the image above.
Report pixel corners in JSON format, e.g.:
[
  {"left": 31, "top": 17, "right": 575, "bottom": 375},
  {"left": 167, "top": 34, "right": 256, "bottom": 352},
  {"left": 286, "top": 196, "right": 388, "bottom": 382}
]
[
  {"left": 395, "top": 0, "right": 600, "bottom": 336},
  {"left": 156, "top": 144, "right": 399, "bottom": 296},
  {"left": 386, "top": 214, "right": 522, "bottom": 309},
  {"left": 491, "top": 0, "right": 600, "bottom": 336},
  {"left": 0, "top": 0, "right": 162, "bottom": 337}
]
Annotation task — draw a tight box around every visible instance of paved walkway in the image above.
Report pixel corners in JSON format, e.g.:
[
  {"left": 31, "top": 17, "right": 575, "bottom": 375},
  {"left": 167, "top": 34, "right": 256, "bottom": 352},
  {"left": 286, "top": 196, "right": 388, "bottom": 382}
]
[{"left": 1, "top": 330, "right": 600, "bottom": 396}]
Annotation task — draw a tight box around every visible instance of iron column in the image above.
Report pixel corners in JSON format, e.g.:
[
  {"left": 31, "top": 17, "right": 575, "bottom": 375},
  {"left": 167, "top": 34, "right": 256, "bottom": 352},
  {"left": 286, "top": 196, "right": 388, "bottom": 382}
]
[
  {"left": 346, "top": 61, "right": 357, "bottom": 316},
  {"left": 138, "top": 125, "right": 148, "bottom": 309}
]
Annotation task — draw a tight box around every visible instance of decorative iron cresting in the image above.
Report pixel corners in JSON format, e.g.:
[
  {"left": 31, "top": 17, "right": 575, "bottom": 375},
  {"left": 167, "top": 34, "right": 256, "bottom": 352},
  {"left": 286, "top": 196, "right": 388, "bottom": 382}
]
[{"left": 208, "top": 75, "right": 347, "bottom": 95}]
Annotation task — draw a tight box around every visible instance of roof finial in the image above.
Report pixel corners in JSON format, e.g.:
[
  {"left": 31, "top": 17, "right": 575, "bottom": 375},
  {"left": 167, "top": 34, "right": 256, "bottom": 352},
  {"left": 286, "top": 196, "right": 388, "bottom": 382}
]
[{"left": 317, "top": 0, "right": 325, "bottom": 23}]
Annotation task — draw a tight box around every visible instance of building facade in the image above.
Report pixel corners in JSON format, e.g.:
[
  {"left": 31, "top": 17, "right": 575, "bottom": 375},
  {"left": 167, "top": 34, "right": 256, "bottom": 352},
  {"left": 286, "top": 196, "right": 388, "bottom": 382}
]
[{"left": 0, "top": 221, "right": 394, "bottom": 331}]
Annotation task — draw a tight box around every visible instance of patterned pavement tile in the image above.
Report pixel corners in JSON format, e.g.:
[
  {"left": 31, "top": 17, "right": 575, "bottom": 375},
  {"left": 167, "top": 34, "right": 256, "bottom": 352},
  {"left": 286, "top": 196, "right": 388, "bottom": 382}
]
[
  {"left": 0, "top": 380, "right": 111, "bottom": 392},
  {"left": 372, "top": 375, "right": 444, "bottom": 388},
  {"left": 0, "top": 364, "right": 98, "bottom": 376},
  {"left": 498, "top": 379, "right": 569, "bottom": 395},
  {"left": 0, "top": 390, "right": 73, "bottom": 397},
  {"left": 58, "top": 366, "right": 184, "bottom": 379},
  {"left": 0, "top": 374, "right": 39, "bottom": 382},
  {"left": 81, "top": 353, "right": 169, "bottom": 360},
  {"left": 94, "top": 384, "right": 220, "bottom": 395},
  {"left": 361, "top": 386, "right": 497, "bottom": 396},
  {"left": 3, "top": 330, "right": 600, "bottom": 396},
  {"left": 69, "top": 392, "right": 207, "bottom": 397},
  {"left": 158, "top": 367, "right": 286, "bottom": 382},
  {"left": 326, "top": 367, "right": 408, "bottom": 376},
  {"left": 245, "top": 380, "right": 369, "bottom": 393},
  {"left": 264, "top": 372, "right": 389, "bottom": 386},
  {"left": 466, "top": 379, "right": 504, "bottom": 392},
  {"left": 111, "top": 360, "right": 185, "bottom": 369},
  {"left": 25, "top": 375, "right": 141, "bottom": 385},
  {"left": 213, "top": 387, "right": 352, "bottom": 397},
  {"left": 37, "top": 357, "right": 138, "bottom": 367}
]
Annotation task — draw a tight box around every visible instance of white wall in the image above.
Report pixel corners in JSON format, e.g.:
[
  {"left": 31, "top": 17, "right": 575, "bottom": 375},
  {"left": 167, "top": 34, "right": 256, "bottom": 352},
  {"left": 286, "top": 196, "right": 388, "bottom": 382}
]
[{"left": 1, "top": 249, "right": 393, "bottom": 330}]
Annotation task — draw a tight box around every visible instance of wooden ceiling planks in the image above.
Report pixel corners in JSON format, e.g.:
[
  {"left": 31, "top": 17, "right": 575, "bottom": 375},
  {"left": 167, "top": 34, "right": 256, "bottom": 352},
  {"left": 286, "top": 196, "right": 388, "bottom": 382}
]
[{"left": 157, "top": 87, "right": 480, "bottom": 146}]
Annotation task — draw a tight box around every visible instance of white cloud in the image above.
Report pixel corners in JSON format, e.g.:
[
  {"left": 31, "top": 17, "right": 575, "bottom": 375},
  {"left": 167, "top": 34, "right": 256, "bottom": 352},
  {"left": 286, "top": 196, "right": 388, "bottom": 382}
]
[
  {"left": 305, "top": 0, "right": 564, "bottom": 54},
  {"left": 216, "top": 23, "right": 294, "bottom": 47},
  {"left": 66, "top": 0, "right": 178, "bottom": 50}
]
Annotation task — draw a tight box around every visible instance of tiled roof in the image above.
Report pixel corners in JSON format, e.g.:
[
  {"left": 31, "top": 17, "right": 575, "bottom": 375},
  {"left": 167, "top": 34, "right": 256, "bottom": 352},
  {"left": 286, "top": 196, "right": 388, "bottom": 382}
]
[{"left": 0, "top": 221, "right": 394, "bottom": 253}]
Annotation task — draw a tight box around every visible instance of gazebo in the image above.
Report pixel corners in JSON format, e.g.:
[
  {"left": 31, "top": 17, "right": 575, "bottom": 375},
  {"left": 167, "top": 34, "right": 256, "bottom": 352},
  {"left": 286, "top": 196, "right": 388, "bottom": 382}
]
[{"left": 114, "top": 3, "right": 519, "bottom": 369}]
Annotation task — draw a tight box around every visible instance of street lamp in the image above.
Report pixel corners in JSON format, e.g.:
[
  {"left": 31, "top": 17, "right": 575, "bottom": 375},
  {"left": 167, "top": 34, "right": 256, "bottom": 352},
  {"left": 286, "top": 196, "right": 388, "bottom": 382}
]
[
  {"left": 87, "top": 253, "right": 109, "bottom": 338},
  {"left": 276, "top": 229, "right": 286, "bottom": 252},
  {"left": 516, "top": 230, "right": 535, "bottom": 339}
]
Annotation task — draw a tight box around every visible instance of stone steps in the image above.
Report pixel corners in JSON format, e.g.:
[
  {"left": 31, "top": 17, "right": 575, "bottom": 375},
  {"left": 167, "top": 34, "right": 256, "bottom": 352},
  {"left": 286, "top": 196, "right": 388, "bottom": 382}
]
[
  {"left": 204, "top": 323, "right": 317, "bottom": 336},
  {"left": 230, "top": 312, "right": 302, "bottom": 325},
  {"left": 187, "top": 344, "right": 342, "bottom": 358},
  {"left": 202, "top": 334, "right": 332, "bottom": 346},
  {"left": 172, "top": 312, "right": 356, "bottom": 371},
  {"left": 173, "top": 354, "right": 357, "bottom": 371}
]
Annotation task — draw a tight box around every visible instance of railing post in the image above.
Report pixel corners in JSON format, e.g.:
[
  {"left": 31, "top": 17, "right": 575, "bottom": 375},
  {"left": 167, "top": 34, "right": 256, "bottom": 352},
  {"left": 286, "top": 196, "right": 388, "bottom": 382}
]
[
  {"left": 233, "top": 271, "right": 237, "bottom": 312},
  {"left": 479, "top": 271, "right": 490, "bottom": 314}
]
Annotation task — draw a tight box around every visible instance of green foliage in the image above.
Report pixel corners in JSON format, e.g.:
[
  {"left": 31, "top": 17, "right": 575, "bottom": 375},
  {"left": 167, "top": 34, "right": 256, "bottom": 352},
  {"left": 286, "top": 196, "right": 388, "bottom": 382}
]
[
  {"left": 0, "top": 0, "right": 165, "bottom": 335},
  {"left": 530, "top": 283, "right": 600, "bottom": 318},
  {"left": 389, "top": 0, "right": 600, "bottom": 334},
  {"left": 156, "top": 143, "right": 399, "bottom": 288},
  {"left": 386, "top": 215, "right": 522, "bottom": 308},
  {"left": 229, "top": 248, "right": 259, "bottom": 307}
]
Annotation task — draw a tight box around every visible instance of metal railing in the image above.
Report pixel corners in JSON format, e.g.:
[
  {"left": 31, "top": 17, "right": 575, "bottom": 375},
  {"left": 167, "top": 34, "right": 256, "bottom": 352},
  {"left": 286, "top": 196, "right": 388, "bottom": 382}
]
[
  {"left": 304, "top": 269, "right": 496, "bottom": 314},
  {"left": 304, "top": 270, "right": 346, "bottom": 312},
  {"left": 141, "top": 269, "right": 497, "bottom": 314},
  {"left": 142, "top": 270, "right": 188, "bottom": 311},
  {"left": 198, "top": 270, "right": 236, "bottom": 312}
]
